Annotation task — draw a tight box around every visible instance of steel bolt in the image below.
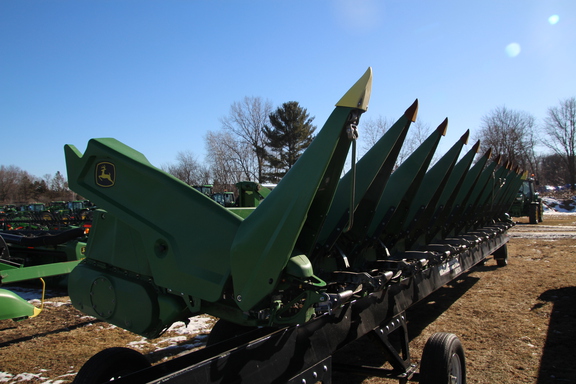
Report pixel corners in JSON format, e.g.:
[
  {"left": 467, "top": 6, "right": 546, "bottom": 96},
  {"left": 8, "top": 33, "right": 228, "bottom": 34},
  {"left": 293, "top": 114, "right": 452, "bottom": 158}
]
[{"left": 236, "top": 295, "right": 242, "bottom": 302}]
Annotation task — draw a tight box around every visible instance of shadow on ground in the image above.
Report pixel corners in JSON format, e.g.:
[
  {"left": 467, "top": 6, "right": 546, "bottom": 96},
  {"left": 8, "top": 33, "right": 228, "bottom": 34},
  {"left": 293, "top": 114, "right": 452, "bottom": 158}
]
[{"left": 536, "top": 286, "right": 576, "bottom": 384}]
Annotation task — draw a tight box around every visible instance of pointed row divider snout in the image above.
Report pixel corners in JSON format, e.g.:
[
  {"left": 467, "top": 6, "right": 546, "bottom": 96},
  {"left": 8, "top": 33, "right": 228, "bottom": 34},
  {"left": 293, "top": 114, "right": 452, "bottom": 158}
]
[
  {"left": 472, "top": 161, "right": 516, "bottom": 229},
  {"left": 486, "top": 166, "right": 526, "bottom": 223},
  {"left": 441, "top": 148, "right": 492, "bottom": 238},
  {"left": 399, "top": 129, "right": 470, "bottom": 251},
  {"left": 500, "top": 170, "right": 529, "bottom": 216},
  {"left": 364, "top": 119, "right": 448, "bottom": 252},
  {"left": 452, "top": 155, "right": 502, "bottom": 235},
  {"left": 423, "top": 140, "right": 481, "bottom": 245},
  {"left": 229, "top": 68, "right": 373, "bottom": 311},
  {"left": 312, "top": 100, "right": 419, "bottom": 261}
]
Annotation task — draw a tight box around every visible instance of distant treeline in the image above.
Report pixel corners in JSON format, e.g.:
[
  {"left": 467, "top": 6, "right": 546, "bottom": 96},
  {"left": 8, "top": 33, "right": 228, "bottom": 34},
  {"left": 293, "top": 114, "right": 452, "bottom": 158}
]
[{"left": 0, "top": 166, "right": 79, "bottom": 205}]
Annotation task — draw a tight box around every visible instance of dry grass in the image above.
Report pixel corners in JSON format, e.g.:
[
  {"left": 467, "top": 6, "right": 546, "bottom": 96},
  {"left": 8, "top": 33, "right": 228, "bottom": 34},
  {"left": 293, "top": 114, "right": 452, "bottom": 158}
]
[{"left": 1, "top": 215, "right": 575, "bottom": 383}]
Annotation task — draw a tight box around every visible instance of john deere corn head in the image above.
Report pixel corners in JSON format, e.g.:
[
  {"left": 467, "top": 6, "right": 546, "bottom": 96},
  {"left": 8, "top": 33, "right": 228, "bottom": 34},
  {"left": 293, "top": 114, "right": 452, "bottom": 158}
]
[{"left": 67, "top": 68, "right": 524, "bottom": 383}]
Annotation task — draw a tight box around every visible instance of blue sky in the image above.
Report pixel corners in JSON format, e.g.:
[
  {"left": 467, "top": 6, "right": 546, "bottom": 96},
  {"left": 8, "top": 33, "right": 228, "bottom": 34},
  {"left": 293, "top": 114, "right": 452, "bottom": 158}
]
[{"left": 1, "top": 0, "right": 575, "bottom": 179}]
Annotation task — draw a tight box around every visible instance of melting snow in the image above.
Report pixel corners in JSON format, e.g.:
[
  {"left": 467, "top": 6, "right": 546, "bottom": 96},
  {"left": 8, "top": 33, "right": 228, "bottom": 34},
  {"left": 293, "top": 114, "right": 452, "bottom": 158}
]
[
  {"left": 1, "top": 285, "right": 213, "bottom": 383},
  {"left": 542, "top": 196, "right": 576, "bottom": 213}
]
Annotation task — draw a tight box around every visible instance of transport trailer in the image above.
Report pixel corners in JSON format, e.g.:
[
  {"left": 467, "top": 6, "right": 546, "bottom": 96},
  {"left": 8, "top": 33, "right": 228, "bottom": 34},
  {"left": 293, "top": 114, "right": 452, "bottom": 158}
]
[
  {"left": 66, "top": 68, "right": 521, "bottom": 383},
  {"left": 73, "top": 226, "right": 510, "bottom": 384}
]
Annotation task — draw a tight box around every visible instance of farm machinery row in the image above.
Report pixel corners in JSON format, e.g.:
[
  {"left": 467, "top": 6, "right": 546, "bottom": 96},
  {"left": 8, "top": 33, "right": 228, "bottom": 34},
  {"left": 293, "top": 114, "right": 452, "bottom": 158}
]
[
  {"left": 0, "top": 200, "right": 95, "bottom": 231},
  {"left": 193, "top": 181, "right": 273, "bottom": 211},
  {"left": 0, "top": 201, "right": 93, "bottom": 320},
  {"left": 0, "top": 183, "right": 274, "bottom": 322},
  {"left": 58, "top": 68, "right": 525, "bottom": 383},
  {"left": 0, "top": 226, "right": 87, "bottom": 320}
]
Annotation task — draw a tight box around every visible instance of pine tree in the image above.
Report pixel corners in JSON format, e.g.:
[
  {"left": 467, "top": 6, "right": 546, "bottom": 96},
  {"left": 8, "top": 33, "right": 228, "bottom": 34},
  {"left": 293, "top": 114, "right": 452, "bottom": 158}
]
[{"left": 263, "top": 101, "right": 316, "bottom": 182}]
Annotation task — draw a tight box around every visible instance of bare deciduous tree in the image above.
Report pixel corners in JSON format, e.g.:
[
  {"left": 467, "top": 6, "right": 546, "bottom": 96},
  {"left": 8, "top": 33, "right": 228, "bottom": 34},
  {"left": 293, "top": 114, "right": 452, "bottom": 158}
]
[
  {"left": 359, "top": 116, "right": 430, "bottom": 166},
  {"left": 163, "top": 151, "right": 210, "bottom": 186},
  {"left": 542, "top": 97, "right": 576, "bottom": 189},
  {"left": 0, "top": 166, "right": 72, "bottom": 204},
  {"left": 477, "top": 106, "right": 537, "bottom": 173},
  {"left": 359, "top": 116, "right": 392, "bottom": 155},
  {"left": 220, "top": 96, "right": 272, "bottom": 182},
  {"left": 538, "top": 153, "right": 565, "bottom": 187},
  {"left": 400, "top": 120, "right": 431, "bottom": 166},
  {"left": 0, "top": 165, "right": 21, "bottom": 202},
  {"left": 205, "top": 130, "right": 253, "bottom": 192}
]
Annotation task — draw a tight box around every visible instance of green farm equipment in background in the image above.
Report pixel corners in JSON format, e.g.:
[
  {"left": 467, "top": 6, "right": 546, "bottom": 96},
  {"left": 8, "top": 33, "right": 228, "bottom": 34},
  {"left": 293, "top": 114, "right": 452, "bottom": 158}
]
[
  {"left": 193, "top": 185, "right": 236, "bottom": 207},
  {"left": 0, "top": 228, "right": 86, "bottom": 320},
  {"left": 0, "top": 200, "right": 94, "bottom": 232},
  {"left": 193, "top": 182, "right": 272, "bottom": 210},
  {"left": 67, "top": 68, "right": 526, "bottom": 383},
  {"left": 192, "top": 184, "right": 214, "bottom": 196},
  {"left": 509, "top": 175, "right": 544, "bottom": 224},
  {"left": 211, "top": 191, "right": 235, "bottom": 207},
  {"left": 235, "top": 181, "right": 273, "bottom": 208}
]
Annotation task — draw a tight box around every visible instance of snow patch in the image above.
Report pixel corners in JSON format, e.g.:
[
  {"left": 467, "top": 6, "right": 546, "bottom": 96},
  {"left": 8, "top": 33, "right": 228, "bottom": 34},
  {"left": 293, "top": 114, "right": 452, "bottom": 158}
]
[
  {"left": 167, "top": 316, "right": 213, "bottom": 335},
  {"left": 542, "top": 196, "right": 576, "bottom": 213}
]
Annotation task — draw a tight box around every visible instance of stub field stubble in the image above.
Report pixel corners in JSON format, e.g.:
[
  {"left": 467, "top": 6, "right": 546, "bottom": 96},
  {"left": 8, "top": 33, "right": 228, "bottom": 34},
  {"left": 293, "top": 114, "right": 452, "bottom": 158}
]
[{"left": 1, "top": 215, "right": 575, "bottom": 383}]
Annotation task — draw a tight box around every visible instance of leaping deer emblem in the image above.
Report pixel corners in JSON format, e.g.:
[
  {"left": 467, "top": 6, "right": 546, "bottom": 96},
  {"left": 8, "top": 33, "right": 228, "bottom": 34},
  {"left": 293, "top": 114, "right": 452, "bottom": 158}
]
[{"left": 96, "top": 162, "right": 115, "bottom": 187}]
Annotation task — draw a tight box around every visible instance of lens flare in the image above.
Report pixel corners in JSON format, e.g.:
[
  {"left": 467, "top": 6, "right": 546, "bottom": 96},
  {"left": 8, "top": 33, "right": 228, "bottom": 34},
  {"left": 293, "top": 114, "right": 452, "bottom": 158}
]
[
  {"left": 505, "top": 43, "right": 521, "bottom": 58},
  {"left": 548, "top": 15, "right": 560, "bottom": 25}
]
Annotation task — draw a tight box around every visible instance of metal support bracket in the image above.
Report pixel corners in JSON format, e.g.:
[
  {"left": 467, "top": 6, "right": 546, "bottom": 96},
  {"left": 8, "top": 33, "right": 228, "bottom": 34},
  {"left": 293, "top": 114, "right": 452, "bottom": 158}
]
[{"left": 333, "top": 312, "right": 418, "bottom": 383}]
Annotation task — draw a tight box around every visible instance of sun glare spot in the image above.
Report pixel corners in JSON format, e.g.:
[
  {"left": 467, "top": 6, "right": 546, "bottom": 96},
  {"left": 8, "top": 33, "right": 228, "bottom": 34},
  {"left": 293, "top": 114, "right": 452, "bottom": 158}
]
[
  {"left": 548, "top": 15, "right": 560, "bottom": 25},
  {"left": 505, "top": 43, "right": 521, "bottom": 58}
]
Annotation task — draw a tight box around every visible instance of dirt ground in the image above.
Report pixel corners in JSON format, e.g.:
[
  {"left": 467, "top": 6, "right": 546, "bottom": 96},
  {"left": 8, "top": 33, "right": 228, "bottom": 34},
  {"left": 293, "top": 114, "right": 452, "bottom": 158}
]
[{"left": 1, "top": 214, "right": 575, "bottom": 383}]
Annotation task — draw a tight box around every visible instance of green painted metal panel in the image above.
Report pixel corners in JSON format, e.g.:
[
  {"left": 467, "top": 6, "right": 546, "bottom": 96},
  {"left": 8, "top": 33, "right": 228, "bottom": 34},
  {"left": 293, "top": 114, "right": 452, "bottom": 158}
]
[
  {"left": 367, "top": 119, "right": 448, "bottom": 246},
  {"left": 0, "top": 260, "right": 80, "bottom": 284},
  {"left": 400, "top": 130, "right": 469, "bottom": 250},
  {"left": 65, "top": 138, "right": 242, "bottom": 303},
  {"left": 230, "top": 106, "right": 361, "bottom": 311},
  {"left": 316, "top": 100, "right": 418, "bottom": 253},
  {"left": 229, "top": 69, "right": 373, "bottom": 312},
  {"left": 0, "top": 288, "right": 39, "bottom": 320},
  {"left": 424, "top": 140, "right": 481, "bottom": 244},
  {"left": 443, "top": 149, "right": 492, "bottom": 237}
]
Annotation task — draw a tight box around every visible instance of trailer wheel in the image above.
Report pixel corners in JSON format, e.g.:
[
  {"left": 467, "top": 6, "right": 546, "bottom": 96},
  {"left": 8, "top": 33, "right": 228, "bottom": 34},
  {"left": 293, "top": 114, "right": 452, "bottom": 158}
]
[
  {"left": 420, "top": 332, "right": 466, "bottom": 384},
  {"left": 538, "top": 204, "right": 544, "bottom": 223},
  {"left": 529, "top": 204, "right": 538, "bottom": 224},
  {"left": 493, "top": 243, "right": 508, "bottom": 267},
  {"left": 72, "top": 347, "right": 150, "bottom": 384}
]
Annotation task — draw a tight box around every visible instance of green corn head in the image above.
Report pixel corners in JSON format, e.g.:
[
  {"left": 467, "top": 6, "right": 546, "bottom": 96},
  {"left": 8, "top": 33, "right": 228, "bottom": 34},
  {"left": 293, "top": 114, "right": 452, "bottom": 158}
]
[{"left": 64, "top": 68, "right": 522, "bottom": 338}]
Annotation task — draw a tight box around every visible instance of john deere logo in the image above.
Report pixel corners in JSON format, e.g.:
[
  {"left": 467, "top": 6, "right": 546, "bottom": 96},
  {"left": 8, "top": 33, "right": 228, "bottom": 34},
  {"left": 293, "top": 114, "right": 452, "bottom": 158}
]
[{"left": 96, "top": 162, "right": 115, "bottom": 187}]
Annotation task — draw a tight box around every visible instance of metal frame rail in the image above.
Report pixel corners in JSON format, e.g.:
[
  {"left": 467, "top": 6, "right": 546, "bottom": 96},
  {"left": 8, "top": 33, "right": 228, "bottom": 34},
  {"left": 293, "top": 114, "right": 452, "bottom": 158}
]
[{"left": 112, "top": 223, "right": 510, "bottom": 384}]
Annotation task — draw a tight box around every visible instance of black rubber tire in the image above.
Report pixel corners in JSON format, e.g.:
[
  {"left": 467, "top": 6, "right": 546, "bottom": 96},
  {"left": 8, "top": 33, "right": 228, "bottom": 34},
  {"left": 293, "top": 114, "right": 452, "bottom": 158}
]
[
  {"left": 529, "top": 204, "right": 538, "bottom": 224},
  {"left": 493, "top": 243, "right": 508, "bottom": 267},
  {"left": 538, "top": 204, "right": 544, "bottom": 223},
  {"left": 420, "top": 332, "right": 466, "bottom": 384},
  {"left": 72, "top": 347, "right": 151, "bottom": 384}
]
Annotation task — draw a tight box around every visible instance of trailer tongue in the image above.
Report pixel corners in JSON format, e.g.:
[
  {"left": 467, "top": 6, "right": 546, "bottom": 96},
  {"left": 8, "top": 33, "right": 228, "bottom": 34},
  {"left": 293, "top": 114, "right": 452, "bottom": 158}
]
[{"left": 67, "top": 68, "right": 520, "bottom": 383}]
